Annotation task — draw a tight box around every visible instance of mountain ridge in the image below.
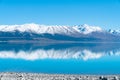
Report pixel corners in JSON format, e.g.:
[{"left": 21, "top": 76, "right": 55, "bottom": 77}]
[
  {"left": 0, "top": 23, "right": 103, "bottom": 35},
  {"left": 0, "top": 23, "right": 120, "bottom": 42}
]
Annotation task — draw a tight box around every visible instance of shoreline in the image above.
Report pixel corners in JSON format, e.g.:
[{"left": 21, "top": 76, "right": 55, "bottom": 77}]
[
  {"left": 0, "top": 72, "right": 120, "bottom": 80},
  {"left": 1, "top": 40, "right": 120, "bottom": 43}
]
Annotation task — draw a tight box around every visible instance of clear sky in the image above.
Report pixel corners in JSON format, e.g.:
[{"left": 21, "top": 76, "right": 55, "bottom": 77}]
[{"left": 0, "top": 0, "right": 120, "bottom": 29}]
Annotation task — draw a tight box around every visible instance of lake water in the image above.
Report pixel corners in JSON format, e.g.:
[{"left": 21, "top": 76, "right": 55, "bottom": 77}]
[{"left": 0, "top": 43, "right": 120, "bottom": 75}]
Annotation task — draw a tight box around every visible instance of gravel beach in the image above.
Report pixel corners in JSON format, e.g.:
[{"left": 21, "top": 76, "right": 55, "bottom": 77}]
[{"left": 0, "top": 72, "right": 120, "bottom": 80}]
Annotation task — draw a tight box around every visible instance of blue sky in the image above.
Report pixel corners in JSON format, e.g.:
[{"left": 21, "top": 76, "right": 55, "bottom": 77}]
[{"left": 0, "top": 0, "right": 120, "bottom": 29}]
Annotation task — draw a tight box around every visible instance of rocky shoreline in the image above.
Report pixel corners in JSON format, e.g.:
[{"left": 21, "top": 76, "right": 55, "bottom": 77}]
[{"left": 0, "top": 72, "right": 120, "bottom": 80}]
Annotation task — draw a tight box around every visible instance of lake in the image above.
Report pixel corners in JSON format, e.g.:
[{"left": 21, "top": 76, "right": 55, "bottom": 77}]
[{"left": 0, "top": 42, "right": 120, "bottom": 75}]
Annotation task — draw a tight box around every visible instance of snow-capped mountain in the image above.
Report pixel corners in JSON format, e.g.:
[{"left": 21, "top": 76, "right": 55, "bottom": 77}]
[
  {"left": 108, "top": 29, "right": 120, "bottom": 35},
  {"left": 0, "top": 23, "right": 102, "bottom": 35},
  {"left": 73, "top": 24, "right": 102, "bottom": 34},
  {"left": 0, "top": 23, "right": 119, "bottom": 42}
]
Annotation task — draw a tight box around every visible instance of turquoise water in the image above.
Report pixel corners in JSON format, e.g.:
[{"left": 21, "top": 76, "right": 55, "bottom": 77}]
[{"left": 0, "top": 43, "right": 120, "bottom": 74}]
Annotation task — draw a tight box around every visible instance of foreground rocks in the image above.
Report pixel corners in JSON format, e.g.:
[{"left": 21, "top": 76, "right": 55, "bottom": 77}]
[{"left": 0, "top": 72, "right": 120, "bottom": 80}]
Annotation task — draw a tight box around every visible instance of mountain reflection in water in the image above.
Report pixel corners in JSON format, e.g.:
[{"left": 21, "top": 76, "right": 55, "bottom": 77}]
[
  {"left": 0, "top": 43, "right": 120, "bottom": 74},
  {"left": 0, "top": 43, "right": 120, "bottom": 60}
]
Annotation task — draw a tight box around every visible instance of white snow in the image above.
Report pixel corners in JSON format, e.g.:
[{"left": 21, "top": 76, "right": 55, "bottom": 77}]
[
  {"left": 108, "top": 29, "right": 120, "bottom": 35},
  {"left": 0, "top": 23, "right": 103, "bottom": 35},
  {"left": 73, "top": 24, "right": 102, "bottom": 34}
]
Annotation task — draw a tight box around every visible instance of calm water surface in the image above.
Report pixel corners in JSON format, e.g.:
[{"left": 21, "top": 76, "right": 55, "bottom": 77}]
[{"left": 0, "top": 43, "right": 120, "bottom": 74}]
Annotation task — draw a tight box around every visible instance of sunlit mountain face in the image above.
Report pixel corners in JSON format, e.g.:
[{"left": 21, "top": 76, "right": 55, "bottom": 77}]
[{"left": 0, "top": 23, "right": 120, "bottom": 42}]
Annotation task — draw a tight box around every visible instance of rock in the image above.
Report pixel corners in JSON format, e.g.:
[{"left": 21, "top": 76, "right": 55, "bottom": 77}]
[{"left": 0, "top": 73, "right": 120, "bottom": 80}]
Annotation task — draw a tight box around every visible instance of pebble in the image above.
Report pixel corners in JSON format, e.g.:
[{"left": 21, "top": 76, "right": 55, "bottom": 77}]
[{"left": 0, "top": 72, "right": 119, "bottom": 80}]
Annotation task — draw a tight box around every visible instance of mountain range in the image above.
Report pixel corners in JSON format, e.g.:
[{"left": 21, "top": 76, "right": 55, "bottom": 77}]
[{"left": 0, "top": 23, "right": 120, "bottom": 42}]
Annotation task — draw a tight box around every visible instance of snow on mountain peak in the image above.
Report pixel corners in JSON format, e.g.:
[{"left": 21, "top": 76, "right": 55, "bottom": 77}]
[
  {"left": 0, "top": 23, "right": 103, "bottom": 35},
  {"left": 73, "top": 24, "right": 102, "bottom": 34},
  {"left": 108, "top": 29, "right": 120, "bottom": 35}
]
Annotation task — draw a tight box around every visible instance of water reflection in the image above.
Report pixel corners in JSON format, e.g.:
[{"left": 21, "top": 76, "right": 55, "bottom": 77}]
[
  {"left": 0, "top": 43, "right": 120, "bottom": 60},
  {"left": 0, "top": 43, "right": 120, "bottom": 74}
]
